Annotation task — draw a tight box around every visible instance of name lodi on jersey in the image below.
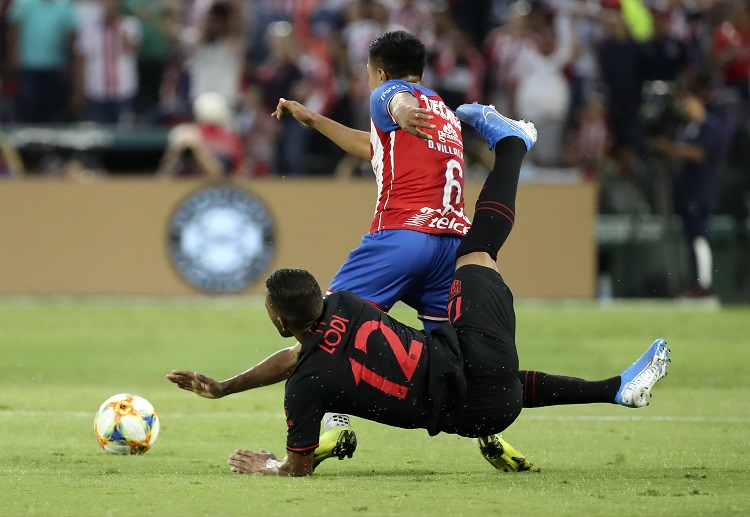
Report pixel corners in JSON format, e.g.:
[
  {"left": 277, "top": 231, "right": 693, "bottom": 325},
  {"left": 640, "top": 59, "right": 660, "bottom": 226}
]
[{"left": 368, "top": 80, "right": 472, "bottom": 237}]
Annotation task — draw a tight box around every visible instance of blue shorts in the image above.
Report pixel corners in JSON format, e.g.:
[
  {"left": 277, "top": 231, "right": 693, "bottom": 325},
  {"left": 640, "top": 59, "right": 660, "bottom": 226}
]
[{"left": 327, "top": 230, "right": 461, "bottom": 332}]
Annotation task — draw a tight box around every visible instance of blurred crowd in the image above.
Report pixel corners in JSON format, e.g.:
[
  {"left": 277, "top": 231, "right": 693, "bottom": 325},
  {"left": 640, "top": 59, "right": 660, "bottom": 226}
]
[{"left": 0, "top": 0, "right": 749, "bottom": 212}]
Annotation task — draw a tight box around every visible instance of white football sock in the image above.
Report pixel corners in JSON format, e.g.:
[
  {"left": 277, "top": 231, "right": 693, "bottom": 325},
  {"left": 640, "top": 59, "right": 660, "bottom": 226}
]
[
  {"left": 693, "top": 236, "right": 713, "bottom": 289},
  {"left": 323, "top": 413, "right": 350, "bottom": 432}
]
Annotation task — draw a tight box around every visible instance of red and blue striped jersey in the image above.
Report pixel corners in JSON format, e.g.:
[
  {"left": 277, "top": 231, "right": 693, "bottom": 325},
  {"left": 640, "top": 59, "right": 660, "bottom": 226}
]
[{"left": 368, "top": 80, "right": 471, "bottom": 237}]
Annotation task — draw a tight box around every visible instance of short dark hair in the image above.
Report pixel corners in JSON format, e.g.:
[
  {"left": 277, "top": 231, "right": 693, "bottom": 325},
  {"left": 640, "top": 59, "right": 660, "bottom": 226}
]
[
  {"left": 266, "top": 268, "right": 323, "bottom": 328},
  {"left": 368, "top": 30, "right": 426, "bottom": 79}
]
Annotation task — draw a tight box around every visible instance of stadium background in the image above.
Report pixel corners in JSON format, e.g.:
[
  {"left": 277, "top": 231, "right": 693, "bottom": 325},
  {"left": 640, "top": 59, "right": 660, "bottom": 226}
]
[
  {"left": 0, "top": 0, "right": 748, "bottom": 302},
  {"left": 2, "top": 3, "right": 750, "bottom": 516}
]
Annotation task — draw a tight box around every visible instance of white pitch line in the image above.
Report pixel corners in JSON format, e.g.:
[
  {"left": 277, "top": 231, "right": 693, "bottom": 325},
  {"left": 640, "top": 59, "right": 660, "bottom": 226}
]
[{"left": 1, "top": 410, "right": 748, "bottom": 423}]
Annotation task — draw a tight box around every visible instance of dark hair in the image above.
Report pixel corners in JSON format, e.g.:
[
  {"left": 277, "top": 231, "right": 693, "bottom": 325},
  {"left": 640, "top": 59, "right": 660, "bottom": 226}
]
[
  {"left": 368, "top": 30, "right": 426, "bottom": 79},
  {"left": 266, "top": 268, "right": 323, "bottom": 328}
]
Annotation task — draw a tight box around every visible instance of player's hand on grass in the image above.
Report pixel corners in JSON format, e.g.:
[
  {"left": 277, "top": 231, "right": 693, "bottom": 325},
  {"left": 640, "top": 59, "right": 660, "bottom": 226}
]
[
  {"left": 272, "top": 98, "right": 315, "bottom": 127},
  {"left": 166, "top": 370, "right": 225, "bottom": 399},
  {"left": 228, "top": 448, "right": 280, "bottom": 474}
]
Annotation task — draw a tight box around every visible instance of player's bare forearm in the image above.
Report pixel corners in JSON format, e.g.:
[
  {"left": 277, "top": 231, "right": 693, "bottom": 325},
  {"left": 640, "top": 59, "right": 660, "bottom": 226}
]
[
  {"left": 166, "top": 344, "right": 299, "bottom": 398},
  {"left": 228, "top": 449, "right": 313, "bottom": 476},
  {"left": 308, "top": 114, "right": 370, "bottom": 161},
  {"left": 273, "top": 98, "right": 370, "bottom": 161},
  {"left": 220, "top": 342, "right": 301, "bottom": 395}
]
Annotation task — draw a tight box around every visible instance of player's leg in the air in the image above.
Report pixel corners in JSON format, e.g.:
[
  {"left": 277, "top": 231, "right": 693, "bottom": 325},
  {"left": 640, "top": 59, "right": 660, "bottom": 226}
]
[
  {"left": 453, "top": 103, "right": 537, "bottom": 472},
  {"left": 455, "top": 104, "right": 670, "bottom": 472}
]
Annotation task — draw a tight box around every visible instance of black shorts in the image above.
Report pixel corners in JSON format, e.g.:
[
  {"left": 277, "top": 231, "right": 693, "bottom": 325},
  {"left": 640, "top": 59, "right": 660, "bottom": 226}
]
[{"left": 445, "top": 265, "right": 523, "bottom": 437}]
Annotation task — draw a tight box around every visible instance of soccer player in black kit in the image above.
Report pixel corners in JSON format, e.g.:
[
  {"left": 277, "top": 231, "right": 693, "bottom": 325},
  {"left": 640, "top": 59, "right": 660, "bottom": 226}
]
[{"left": 169, "top": 104, "right": 671, "bottom": 477}]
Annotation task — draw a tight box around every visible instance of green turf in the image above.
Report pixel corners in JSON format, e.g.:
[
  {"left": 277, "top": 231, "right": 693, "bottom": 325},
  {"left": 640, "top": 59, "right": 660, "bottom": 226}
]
[{"left": 1, "top": 298, "right": 748, "bottom": 516}]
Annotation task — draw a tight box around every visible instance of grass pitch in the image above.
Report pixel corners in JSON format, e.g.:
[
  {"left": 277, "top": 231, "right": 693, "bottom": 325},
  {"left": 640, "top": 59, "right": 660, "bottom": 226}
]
[{"left": 1, "top": 297, "right": 749, "bottom": 517}]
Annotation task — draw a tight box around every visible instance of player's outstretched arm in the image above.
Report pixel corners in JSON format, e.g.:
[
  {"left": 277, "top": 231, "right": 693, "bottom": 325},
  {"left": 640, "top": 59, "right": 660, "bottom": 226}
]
[
  {"left": 166, "top": 343, "right": 301, "bottom": 398},
  {"left": 228, "top": 448, "right": 314, "bottom": 477},
  {"left": 272, "top": 98, "right": 370, "bottom": 161}
]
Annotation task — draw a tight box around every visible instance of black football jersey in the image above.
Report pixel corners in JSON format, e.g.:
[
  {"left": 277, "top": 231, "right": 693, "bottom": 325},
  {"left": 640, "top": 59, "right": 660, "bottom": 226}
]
[{"left": 284, "top": 291, "right": 466, "bottom": 453}]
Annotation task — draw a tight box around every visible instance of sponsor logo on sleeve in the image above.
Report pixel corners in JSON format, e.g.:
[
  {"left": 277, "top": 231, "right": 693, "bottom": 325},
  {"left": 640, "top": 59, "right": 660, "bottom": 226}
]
[{"left": 380, "top": 84, "right": 405, "bottom": 101}]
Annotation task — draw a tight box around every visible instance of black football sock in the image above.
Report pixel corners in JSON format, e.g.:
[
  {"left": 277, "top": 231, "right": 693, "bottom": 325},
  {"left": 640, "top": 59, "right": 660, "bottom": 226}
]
[
  {"left": 519, "top": 370, "right": 621, "bottom": 407},
  {"left": 456, "top": 137, "right": 527, "bottom": 261}
]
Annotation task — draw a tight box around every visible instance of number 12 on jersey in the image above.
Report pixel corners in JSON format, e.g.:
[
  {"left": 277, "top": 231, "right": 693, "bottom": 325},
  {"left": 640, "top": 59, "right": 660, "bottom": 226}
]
[{"left": 350, "top": 320, "right": 424, "bottom": 399}]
